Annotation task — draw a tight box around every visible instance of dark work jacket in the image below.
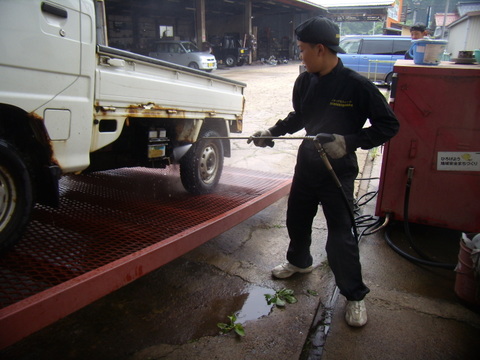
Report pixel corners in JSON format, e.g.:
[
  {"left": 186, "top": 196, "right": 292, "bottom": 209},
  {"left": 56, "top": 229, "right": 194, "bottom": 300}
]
[{"left": 268, "top": 59, "right": 399, "bottom": 154}]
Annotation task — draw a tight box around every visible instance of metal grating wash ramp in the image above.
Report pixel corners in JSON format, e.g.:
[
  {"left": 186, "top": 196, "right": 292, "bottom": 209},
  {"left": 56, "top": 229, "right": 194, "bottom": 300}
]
[{"left": 0, "top": 166, "right": 291, "bottom": 348}]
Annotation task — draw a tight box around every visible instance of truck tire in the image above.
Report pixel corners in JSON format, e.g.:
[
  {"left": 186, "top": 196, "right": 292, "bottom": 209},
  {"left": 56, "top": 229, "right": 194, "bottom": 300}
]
[
  {"left": 0, "top": 140, "right": 34, "bottom": 253},
  {"left": 180, "top": 130, "right": 224, "bottom": 195},
  {"left": 188, "top": 62, "right": 200, "bottom": 70},
  {"left": 225, "top": 55, "right": 236, "bottom": 67}
]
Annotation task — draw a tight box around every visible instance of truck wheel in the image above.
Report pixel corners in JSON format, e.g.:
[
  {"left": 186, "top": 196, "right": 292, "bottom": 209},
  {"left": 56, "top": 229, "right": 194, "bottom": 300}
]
[
  {"left": 225, "top": 55, "right": 236, "bottom": 67},
  {"left": 237, "top": 59, "right": 245, "bottom": 66},
  {"left": 180, "top": 130, "right": 224, "bottom": 195},
  {"left": 0, "top": 140, "right": 34, "bottom": 253}
]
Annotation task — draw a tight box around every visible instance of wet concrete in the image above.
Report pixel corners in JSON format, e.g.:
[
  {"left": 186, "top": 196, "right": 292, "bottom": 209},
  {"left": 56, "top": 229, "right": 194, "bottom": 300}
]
[
  {"left": 321, "top": 156, "right": 480, "bottom": 360},
  {"left": 0, "top": 193, "right": 334, "bottom": 360}
]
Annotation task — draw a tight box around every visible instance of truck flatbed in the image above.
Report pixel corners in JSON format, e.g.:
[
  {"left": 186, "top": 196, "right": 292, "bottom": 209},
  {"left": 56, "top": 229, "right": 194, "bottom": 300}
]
[{"left": 0, "top": 167, "right": 290, "bottom": 348}]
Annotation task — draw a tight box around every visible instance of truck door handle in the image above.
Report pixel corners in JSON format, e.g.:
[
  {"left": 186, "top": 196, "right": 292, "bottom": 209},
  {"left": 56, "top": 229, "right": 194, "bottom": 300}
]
[
  {"left": 107, "top": 58, "right": 126, "bottom": 67},
  {"left": 41, "top": 2, "right": 68, "bottom": 19}
]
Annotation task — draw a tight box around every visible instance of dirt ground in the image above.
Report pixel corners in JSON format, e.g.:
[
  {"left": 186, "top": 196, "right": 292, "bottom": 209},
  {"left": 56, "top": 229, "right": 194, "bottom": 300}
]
[{"left": 219, "top": 61, "right": 306, "bottom": 175}]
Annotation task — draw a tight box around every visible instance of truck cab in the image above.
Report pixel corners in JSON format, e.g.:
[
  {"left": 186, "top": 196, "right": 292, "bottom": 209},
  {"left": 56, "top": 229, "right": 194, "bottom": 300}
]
[{"left": 0, "top": 0, "right": 245, "bottom": 253}]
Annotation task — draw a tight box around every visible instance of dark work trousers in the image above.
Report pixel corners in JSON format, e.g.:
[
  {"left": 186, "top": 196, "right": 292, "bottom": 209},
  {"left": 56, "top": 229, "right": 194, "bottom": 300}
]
[{"left": 285, "top": 141, "right": 370, "bottom": 301}]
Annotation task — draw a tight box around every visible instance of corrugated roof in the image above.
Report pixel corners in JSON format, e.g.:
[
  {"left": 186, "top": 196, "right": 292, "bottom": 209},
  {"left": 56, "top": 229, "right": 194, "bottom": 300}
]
[
  {"left": 285, "top": 0, "right": 327, "bottom": 10},
  {"left": 447, "top": 10, "right": 480, "bottom": 28},
  {"left": 309, "top": 0, "right": 395, "bottom": 7},
  {"left": 457, "top": 2, "right": 480, "bottom": 17}
]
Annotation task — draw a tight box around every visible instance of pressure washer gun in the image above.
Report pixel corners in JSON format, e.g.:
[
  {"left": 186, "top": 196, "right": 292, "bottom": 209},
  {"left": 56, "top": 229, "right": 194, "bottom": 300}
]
[
  {"left": 311, "top": 133, "right": 342, "bottom": 189},
  {"left": 205, "top": 132, "right": 340, "bottom": 186},
  {"left": 202, "top": 132, "right": 356, "bottom": 238},
  {"left": 245, "top": 133, "right": 338, "bottom": 183},
  {"left": 206, "top": 133, "right": 334, "bottom": 147}
]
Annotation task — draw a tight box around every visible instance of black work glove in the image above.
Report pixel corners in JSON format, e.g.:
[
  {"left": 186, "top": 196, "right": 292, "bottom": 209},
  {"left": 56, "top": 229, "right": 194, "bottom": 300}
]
[
  {"left": 247, "top": 130, "right": 274, "bottom": 148},
  {"left": 322, "top": 134, "right": 347, "bottom": 159}
]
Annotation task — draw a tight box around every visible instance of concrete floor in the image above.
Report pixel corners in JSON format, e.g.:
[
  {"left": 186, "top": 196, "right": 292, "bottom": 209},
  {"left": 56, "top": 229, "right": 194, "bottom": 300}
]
[
  {"left": 1, "top": 62, "right": 479, "bottom": 360},
  {"left": 321, "top": 157, "right": 480, "bottom": 360}
]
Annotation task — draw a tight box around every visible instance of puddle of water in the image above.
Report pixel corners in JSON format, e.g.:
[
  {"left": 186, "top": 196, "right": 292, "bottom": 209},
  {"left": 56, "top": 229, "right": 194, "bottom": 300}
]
[{"left": 236, "top": 285, "right": 275, "bottom": 322}]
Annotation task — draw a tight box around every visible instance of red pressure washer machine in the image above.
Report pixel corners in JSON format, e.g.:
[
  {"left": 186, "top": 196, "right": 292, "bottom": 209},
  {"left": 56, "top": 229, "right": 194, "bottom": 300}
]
[{"left": 375, "top": 60, "right": 480, "bottom": 233}]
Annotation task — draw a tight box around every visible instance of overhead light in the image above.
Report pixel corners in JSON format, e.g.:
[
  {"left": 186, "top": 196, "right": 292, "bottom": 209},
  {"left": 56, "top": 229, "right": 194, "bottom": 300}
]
[{"left": 224, "top": 0, "right": 235, "bottom": 3}]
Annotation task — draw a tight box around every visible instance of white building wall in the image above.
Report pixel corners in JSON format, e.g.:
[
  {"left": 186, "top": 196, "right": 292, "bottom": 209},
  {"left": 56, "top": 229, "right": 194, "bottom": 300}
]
[
  {"left": 447, "top": 15, "right": 480, "bottom": 58},
  {"left": 465, "top": 16, "right": 480, "bottom": 51}
]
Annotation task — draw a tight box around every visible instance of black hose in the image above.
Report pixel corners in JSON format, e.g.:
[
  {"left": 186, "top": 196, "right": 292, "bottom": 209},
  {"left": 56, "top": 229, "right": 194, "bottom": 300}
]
[
  {"left": 383, "top": 166, "right": 456, "bottom": 270},
  {"left": 351, "top": 170, "right": 456, "bottom": 270},
  {"left": 356, "top": 191, "right": 378, "bottom": 208},
  {"left": 357, "top": 216, "right": 384, "bottom": 239},
  {"left": 403, "top": 167, "right": 433, "bottom": 260},
  {"left": 343, "top": 185, "right": 360, "bottom": 243},
  {"left": 328, "top": 172, "right": 359, "bottom": 243},
  {"left": 384, "top": 228, "right": 455, "bottom": 270},
  {"left": 313, "top": 140, "right": 360, "bottom": 243}
]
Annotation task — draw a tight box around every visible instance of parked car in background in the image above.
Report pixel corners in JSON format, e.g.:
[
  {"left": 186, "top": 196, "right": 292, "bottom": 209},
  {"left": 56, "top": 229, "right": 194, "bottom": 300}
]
[
  {"left": 338, "top": 35, "right": 412, "bottom": 87},
  {"left": 210, "top": 34, "right": 250, "bottom": 67},
  {"left": 149, "top": 40, "right": 217, "bottom": 72}
]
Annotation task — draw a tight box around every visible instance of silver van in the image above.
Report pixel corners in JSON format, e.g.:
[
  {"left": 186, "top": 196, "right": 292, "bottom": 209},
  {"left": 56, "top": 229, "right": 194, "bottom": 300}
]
[
  {"left": 338, "top": 35, "right": 411, "bottom": 86},
  {"left": 149, "top": 40, "right": 217, "bottom": 72}
]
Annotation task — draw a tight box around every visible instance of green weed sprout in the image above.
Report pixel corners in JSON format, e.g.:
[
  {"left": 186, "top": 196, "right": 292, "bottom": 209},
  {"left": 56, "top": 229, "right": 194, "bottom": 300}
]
[
  {"left": 217, "top": 313, "right": 245, "bottom": 337},
  {"left": 265, "top": 288, "right": 297, "bottom": 307}
]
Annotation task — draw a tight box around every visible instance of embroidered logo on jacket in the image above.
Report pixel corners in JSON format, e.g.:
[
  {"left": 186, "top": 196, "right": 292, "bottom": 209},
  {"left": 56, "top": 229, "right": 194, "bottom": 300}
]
[{"left": 330, "top": 99, "right": 353, "bottom": 108}]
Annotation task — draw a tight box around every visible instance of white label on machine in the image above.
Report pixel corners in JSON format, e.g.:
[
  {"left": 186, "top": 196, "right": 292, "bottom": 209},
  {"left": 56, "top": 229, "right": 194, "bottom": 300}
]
[{"left": 437, "top": 152, "right": 480, "bottom": 171}]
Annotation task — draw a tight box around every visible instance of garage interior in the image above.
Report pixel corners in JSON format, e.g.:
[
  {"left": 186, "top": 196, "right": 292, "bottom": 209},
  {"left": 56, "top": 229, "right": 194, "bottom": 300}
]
[{"left": 103, "top": 0, "right": 328, "bottom": 62}]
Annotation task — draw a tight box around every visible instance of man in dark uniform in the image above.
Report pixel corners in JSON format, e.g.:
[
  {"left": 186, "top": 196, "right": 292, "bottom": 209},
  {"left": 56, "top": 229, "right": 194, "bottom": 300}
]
[{"left": 248, "top": 17, "right": 399, "bottom": 327}]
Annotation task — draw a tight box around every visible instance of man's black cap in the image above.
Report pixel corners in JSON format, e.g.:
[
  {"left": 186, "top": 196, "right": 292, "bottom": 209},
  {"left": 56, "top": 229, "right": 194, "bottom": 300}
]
[
  {"left": 410, "top": 23, "right": 426, "bottom": 32},
  {"left": 295, "top": 17, "right": 345, "bottom": 54}
]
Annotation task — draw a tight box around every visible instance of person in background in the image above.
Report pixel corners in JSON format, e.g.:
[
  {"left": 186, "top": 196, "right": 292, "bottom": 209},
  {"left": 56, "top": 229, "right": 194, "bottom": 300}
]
[
  {"left": 248, "top": 17, "right": 399, "bottom": 327},
  {"left": 405, "top": 23, "right": 428, "bottom": 59},
  {"left": 410, "top": 23, "right": 428, "bottom": 40}
]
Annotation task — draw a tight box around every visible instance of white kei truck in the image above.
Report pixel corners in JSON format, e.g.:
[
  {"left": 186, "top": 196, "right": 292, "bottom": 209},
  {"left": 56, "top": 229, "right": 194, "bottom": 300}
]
[{"left": 0, "top": 0, "right": 246, "bottom": 252}]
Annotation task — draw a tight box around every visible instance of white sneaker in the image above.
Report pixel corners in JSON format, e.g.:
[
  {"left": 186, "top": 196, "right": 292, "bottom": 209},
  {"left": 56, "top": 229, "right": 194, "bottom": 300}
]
[
  {"left": 271, "top": 262, "right": 313, "bottom": 279},
  {"left": 345, "top": 300, "right": 368, "bottom": 327}
]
